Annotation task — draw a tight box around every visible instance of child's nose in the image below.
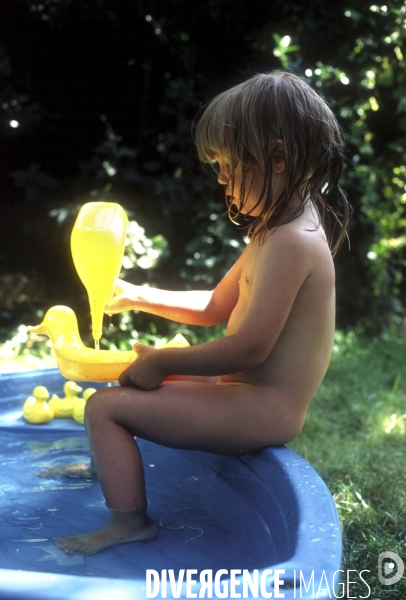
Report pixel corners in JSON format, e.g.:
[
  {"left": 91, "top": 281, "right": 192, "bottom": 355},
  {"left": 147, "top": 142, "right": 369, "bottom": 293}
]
[{"left": 217, "top": 172, "right": 229, "bottom": 185}]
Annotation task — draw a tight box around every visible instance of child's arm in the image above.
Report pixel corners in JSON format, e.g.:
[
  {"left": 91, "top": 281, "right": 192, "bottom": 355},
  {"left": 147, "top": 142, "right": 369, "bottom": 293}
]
[
  {"left": 105, "top": 252, "right": 244, "bottom": 327},
  {"left": 119, "top": 229, "right": 316, "bottom": 389}
]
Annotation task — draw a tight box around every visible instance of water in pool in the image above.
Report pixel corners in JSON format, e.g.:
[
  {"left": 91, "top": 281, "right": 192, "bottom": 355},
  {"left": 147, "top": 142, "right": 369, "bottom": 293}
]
[{"left": 0, "top": 427, "right": 280, "bottom": 580}]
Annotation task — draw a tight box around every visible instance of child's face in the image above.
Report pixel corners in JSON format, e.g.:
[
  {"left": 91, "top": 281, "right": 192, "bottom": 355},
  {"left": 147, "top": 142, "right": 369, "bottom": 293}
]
[{"left": 216, "top": 157, "right": 266, "bottom": 217}]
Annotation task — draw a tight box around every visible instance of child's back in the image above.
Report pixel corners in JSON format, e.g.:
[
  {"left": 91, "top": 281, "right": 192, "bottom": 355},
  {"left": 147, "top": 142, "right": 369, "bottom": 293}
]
[{"left": 220, "top": 203, "right": 335, "bottom": 428}]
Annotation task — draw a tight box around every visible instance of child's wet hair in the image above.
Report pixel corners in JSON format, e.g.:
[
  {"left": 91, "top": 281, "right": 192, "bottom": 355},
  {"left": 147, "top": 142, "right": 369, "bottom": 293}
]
[{"left": 194, "top": 71, "right": 351, "bottom": 253}]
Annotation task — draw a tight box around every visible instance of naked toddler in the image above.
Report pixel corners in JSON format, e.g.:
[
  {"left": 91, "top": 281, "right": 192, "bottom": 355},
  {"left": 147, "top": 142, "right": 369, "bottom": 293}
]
[{"left": 55, "top": 71, "right": 351, "bottom": 555}]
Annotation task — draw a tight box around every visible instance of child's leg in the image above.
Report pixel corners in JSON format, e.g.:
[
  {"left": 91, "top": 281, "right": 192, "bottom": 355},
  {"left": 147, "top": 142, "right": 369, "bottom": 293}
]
[
  {"left": 55, "top": 380, "right": 301, "bottom": 554},
  {"left": 39, "top": 376, "right": 218, "bottom": 480}
]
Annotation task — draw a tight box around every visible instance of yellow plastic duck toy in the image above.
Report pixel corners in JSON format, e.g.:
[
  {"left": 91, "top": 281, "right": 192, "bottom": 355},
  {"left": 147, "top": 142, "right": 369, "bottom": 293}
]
[
  {"left": 23, "top": 386, "right": 54, "bottom": 424},
  {"left": 27, "top": 305, "right": 189, "bottom": 382},
  {"left": 73, "top": 387, "right": 97, "bottom": 425},
  {"left": 49, "top": 381, "right": 83, "bottom": 418}
]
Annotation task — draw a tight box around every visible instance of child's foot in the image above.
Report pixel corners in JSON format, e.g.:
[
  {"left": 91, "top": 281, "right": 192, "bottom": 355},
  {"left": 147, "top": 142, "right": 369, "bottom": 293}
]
[
  {"left": 37, "top": 463, "right": 96, "bottom": 479},
  {"left": 54, "top": 508, "right": 162, "bottom": 555}
]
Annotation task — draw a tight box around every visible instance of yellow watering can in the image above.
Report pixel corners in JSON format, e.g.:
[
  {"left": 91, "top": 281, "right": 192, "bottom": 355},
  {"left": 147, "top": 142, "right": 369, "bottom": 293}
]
[{"left": 71, "top": 201, "right": 128, "bottom": 346}]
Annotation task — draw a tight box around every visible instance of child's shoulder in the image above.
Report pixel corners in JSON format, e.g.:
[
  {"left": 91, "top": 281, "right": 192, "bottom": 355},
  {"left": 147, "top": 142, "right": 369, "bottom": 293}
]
[
  {"left": 251, "top": 218, "right": 332, "bottom": 274},
  {"left": 263, "top": 218, "right": 327, "bottom": 251}
]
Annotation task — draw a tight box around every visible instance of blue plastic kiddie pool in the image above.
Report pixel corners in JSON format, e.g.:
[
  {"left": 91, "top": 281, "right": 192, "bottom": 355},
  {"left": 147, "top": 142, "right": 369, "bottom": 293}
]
[{"left": 0, "top": 368, "right": 342, "bottom": 599}]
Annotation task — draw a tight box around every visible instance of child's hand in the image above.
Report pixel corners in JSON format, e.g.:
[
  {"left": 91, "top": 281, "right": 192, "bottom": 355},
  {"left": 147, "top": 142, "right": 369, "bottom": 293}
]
[
  {"left": 105, "top": 279, "right": 136, "bottom": 315},
  {"left": 118, "top": 343, "right": 166, "bottom": 390}
]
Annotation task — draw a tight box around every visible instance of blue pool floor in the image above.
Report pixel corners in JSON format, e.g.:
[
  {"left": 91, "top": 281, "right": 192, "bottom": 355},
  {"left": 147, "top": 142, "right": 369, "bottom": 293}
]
[
  {"left": 0, "top": 369, "right": 342, "bottom": 599},
  {"left": 0, "top": 428, "right": 288, "bottom": 579}
]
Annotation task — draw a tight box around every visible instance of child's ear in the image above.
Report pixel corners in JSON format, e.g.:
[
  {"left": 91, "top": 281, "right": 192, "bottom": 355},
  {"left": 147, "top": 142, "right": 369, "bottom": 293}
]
[{"left": 272, "top": 139, "right": 286, "bottom": 174}]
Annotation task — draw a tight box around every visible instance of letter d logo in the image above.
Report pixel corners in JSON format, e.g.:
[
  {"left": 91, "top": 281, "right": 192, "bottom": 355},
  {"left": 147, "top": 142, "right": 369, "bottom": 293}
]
[{"left": 378, "top": 551, "right": 404, "bottom": 586}]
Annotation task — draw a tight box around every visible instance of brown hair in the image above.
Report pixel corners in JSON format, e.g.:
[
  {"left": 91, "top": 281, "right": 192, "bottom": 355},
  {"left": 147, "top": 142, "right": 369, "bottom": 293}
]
[{"left": 194, "top": 71, "right": 351, "bottom": 254}]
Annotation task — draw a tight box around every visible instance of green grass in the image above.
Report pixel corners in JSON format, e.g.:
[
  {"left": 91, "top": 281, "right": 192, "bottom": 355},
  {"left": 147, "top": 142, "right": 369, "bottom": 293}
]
[
  {"left": 288, "top": 328, "right": 406, "bottom": 598},
  {"left": 2, "top": 323, "right": 406, "bottom": 596}
]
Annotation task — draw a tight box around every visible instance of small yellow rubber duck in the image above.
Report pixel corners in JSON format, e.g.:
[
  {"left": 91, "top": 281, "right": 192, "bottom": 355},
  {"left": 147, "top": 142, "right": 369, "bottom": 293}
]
[
  {"left": 73, "top": 387, "right": 97, "bottom": 425},
  {"left": 23, "top": 386, "right": 54, "bottom": 424},
  {"left": 49, "top": 381, "right": 83, "bottom": 418}
]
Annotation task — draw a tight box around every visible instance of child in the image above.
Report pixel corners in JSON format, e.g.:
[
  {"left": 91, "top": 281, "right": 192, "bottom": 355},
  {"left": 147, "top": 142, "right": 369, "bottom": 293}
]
[{"left": 55, "top": 71, "right": 351, "bottom": 555}]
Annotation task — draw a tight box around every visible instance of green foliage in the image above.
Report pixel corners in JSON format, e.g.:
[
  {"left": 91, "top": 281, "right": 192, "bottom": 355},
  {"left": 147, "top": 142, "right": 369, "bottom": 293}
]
[
  {"left": 289, "top": 327, "right": 406, "bottom": 597},
  {"left": 267, "top": 2, "right": 406, "bottom": 327},
  {"left": 1, "top": 1, "right": 406, "bottom": 333},
  {"left": 272, "top": 34, "right": 299, "bottom": 68},
  {"left": 0, "top": 323, "right": 56, "bottom": 371},
  {"left": 122, "top": 220, "right": 169, "bottom": 275}
]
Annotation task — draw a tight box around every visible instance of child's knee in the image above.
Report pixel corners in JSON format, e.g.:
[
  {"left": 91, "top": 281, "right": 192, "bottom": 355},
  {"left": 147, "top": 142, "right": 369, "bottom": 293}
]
[
  {"left": 85, "top": 386, "right": 131, "bottom": 425},
  {"left": 84, "top": 388, "right": 110, "bottom": 423}
]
